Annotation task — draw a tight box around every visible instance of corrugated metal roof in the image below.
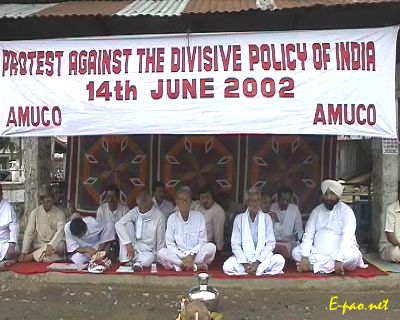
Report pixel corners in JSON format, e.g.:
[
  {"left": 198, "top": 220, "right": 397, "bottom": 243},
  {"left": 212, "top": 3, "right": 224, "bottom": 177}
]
[
  {"left": 184, "top": 0, "right": 258, "bottom": 14},
  {"left": 117, "top": 0, "right": 190, "bottom": 16},
  {"left": 0, "top": 0, "right": 398, "bottom": 19},
  {"left": 34, "top": 1, "right": 132, "bottom": 17},
  {"left": 0, "top": 3, "right": 57, "bottom": 18},
  {"left": 273, "top": 0, "right": 399, "bottom": 10}
]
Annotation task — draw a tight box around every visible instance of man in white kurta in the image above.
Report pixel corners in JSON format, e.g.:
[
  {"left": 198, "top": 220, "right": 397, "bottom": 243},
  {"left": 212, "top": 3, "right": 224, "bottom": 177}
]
[
  {"left": 193, "top": 186, "right": 225, "bottom": 252},
  {"left": 20, "top": 190, "right": 66, "bottom": 263},
  {"left": 223, "top": 188, "right": 285, "bottom": 276},
  {"left": 270, "top": 186, "right": 303, "bottom": 259},
  {"left": 96, "top": 184, "right": 129, "bottom": 224},
  {"left": 116, "top": 191, "right": 166, "bottom": 269},
  {"left": 65, "top": 216, "right": 115, "bottom": 264},
  {"left": 152, "top": 181, "right": 175, "bottom": 220},
  {"left": 379, "top": 190, "right": 400, "bottom": 262},
  {"left": 0, "top": 184, "right": 19, "bottom": 261},
  {"left": 292, "top": 180, "right": 366, "bottom": 274},
  {"left": 158, "top": 187, "right": 216, "bottom": 271}
]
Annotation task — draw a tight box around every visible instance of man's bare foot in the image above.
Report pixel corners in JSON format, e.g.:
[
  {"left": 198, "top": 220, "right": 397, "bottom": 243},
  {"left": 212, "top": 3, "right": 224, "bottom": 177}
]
[{"left": 296, "top": 259, "right": 312, "bottom": 273}]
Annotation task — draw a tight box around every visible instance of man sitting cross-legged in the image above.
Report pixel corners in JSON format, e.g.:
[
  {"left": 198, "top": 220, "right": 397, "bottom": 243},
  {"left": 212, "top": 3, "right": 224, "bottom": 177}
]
[
  {"left": 65, "top": 216, "right": 115, "bottom": 264},
  {"left": 158, "top": 186, "right": 216, "bottom": 271},
  {"left": 20, "top": 186, "right": 66, "bottom": 263},
  {"left": 0, "top": 183, "right": 19, "bottom": 265},
  {"left": 292, "top": 179, "right": 367, "bottom": 274},
  {"left": 193, "top": 185, "right": 225, "bottom": 253},
  {"left": 223, "top": 187, "right": 285, "bottom": 276},
  {"left": 115, "top": 190, "right": 165, "bottom": 270},
  {"left": 380, "top": 181, "right": 400, "bottom": 263}
]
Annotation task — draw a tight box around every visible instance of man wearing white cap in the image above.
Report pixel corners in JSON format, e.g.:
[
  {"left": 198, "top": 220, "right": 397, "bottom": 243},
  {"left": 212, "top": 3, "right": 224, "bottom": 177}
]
[{"left": 292, "top": 179, "right": 366, "bottom": 274}]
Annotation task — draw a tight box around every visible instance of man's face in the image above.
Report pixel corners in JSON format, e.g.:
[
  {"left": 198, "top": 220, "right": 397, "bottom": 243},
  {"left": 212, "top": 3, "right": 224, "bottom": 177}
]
[
  {"left": 261, "top": 195, "right": 272, "bottom": 212},
  {"left": 106, "top": 190, "right": 119, "bottom": 211},
  {"left": 176, "top": 192, "right": 191, "bottom": 214},
  {"left": 278, "top": 192, "right": 291, "bottom": 210},
  {"left": 323, "top": 189, "right": 339, "bottom": 211},
  {"left": 137, "top": 194, "right": 153, "bottom": 213},
  {"left": 199, "top": 192, "right": 214, "bottom": 210},
  {"left": 247, "top": 194, "right": 261, "bottom": 214},
  {"left": 42, "top": 196, "right": 54, "bottom": 212},
  {"left": 154, "top": 186, "right": 164, "bottom": 203}
]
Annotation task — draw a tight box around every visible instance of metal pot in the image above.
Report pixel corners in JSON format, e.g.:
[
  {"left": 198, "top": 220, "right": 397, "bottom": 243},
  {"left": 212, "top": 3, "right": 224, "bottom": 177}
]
[{"left": 188, "top": 273, "right": 219, "bottom": 311}]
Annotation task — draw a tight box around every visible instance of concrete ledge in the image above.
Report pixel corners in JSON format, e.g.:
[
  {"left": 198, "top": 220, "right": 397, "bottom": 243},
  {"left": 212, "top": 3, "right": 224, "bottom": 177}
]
[{"left": 1, "top": 271, "right": 399, "bottom": 291}]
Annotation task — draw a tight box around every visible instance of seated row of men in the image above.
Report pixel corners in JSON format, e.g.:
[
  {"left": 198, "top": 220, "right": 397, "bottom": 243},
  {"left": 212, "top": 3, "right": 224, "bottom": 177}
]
[{"left": 0, "top": 179, "right": 367, "bottom": 275}]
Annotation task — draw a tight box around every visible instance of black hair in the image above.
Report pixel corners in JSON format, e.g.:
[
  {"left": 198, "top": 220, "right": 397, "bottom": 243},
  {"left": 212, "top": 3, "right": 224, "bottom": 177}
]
[
  {"left": 70, "top": 218, "right": 87, "bottom": 237},
  {"left": 152, "top": 181, "right": 165, "bottom": 192},
  {"left": 105, "top": 184, "right": 120, "bottom": 196},
  {"left": 277, "top": 186, "right": 293, "bottom": 197},
  {"left": 198, "top": 185, "right": 215, "bottom": 199}
]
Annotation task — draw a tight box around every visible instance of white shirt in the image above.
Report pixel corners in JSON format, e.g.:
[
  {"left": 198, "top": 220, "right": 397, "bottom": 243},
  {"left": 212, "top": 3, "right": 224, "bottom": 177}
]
[
  {"left": 152, "top": 197, "right": 175, "bottom": 220},
  {"left": 165, "top": 210, "right": 207, "bottom": 258},
  {"left": 0, "top": 199, "right": 19, "bottom": 246},
  {"left": 380, "top": 200, "right": 400, "bottom": 251},
  {"left": 231, "top": 210, "right": 275, "bottom": 264},
  {"left": 300, "top": 201, "right": 358, "bottom": 262},
  {"left": 270, "top": 202, "right": 303, "bottom": 242},
  {"left": 116, "top": 205, "right": 166, "bottom": 253},
  {"left": 193, "top": 201, "right": 225, "bottom": 251},
  {"left": 96, "top": 201, "right": 129, "bottom": 224},
  {"left": 65, "top": 216, "right": 115, "bottom": 252}
]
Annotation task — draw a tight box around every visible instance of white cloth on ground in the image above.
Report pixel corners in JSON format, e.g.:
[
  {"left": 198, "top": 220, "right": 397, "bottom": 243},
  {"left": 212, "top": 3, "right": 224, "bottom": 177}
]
[
  {"left": 223, "top": 209, "right": 284, "bottom": 276},
  {"left": 0, "top": 199, "right": 19, "bottom": 260},
  {"left": 292, "top": 201, "right": 366, "bottom": 273},
  {"left": 96, "top": 201, "right": 129, "bottom": 224},
  {"left": 65, "top": 216, "right": 115, "bottom": 264},
  {"left": 116, "top": 206, "right": 166, "bottom": 266}
]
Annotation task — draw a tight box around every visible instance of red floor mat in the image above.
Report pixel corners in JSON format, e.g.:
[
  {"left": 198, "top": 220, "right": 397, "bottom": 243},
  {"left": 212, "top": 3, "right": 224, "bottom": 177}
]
[{"left": 8, "top": 259, "right": 387, "bottom": 279}]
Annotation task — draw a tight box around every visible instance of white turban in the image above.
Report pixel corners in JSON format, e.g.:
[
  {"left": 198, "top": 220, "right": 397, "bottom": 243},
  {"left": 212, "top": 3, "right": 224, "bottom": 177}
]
[{"left": 321, "top": 179, "right": 344, "bottom": 197}]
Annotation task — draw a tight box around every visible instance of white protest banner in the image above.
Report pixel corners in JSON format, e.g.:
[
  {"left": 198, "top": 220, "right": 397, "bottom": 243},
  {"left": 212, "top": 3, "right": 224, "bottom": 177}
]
[{"left": 0, "top": 26, "right": 398, "bottom": 137}]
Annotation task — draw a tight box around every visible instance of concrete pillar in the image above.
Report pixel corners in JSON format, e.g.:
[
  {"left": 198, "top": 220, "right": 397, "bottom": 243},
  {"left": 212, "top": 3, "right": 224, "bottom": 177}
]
[
  {"left": 22, "top": 137, "right": 52, "bottom": 227},
  {"left": 371, "top": 138, "right": 398, "bottom": 251}
]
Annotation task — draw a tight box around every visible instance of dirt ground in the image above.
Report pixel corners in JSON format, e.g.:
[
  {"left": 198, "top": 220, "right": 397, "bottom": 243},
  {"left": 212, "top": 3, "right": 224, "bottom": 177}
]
[{"left": 0, "top": 275, "right": 399, "bottom": 320}]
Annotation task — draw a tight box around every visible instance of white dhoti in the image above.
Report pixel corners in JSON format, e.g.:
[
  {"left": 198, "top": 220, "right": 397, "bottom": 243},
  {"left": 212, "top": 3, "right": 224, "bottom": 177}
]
[
  {"left": 223, "top": 254, "right": 285, "bottom": 276},
  {"left": 380, "top": 245, "right": 400, "bottom": 262},
  {"left": 158, "top": 243, "right": 216, "bottom": 270},
  {"left": 292, "top": 245, "right": 366, "bottom": 273},
  {"left": 118, "top": 222, "right": 156, "bottom": 267}
]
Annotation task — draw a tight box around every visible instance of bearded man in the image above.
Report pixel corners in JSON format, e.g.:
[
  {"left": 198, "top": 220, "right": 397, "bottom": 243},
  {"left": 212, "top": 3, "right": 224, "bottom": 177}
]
[{"left": 292, "top": 179, "right": 366, "bottom": 274}]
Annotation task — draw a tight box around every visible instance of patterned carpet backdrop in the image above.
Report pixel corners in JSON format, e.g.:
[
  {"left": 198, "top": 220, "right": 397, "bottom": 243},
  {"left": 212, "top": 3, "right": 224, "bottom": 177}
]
[{"left": 67, "top": 135, "right": 335, "bottom": 215}]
